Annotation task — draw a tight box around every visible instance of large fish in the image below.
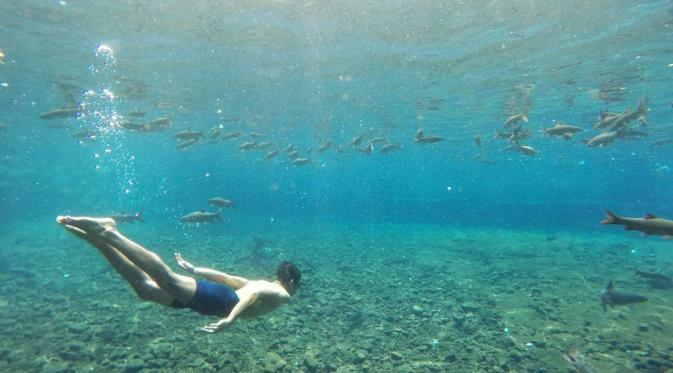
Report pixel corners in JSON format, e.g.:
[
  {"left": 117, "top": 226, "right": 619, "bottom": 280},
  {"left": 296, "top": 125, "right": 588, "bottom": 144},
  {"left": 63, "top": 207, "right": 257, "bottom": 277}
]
[
  {"left": 504, "top": 112, "right": 528, "bottom": 128},
  {"left": 180, "top": 210, "right": 222, "bottom": 224},
  {"left": 601, "top": 210, "right": 673, "bottom": 238},
  {"left": 600, "top": 280, "right": 647, "bottom": 311}
]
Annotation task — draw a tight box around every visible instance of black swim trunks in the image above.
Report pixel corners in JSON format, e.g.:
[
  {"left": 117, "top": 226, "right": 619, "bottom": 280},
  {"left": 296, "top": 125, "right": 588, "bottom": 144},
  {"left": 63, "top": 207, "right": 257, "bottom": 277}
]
[{"left": 170, "top": 280, "right": 239, "bottom": 317}]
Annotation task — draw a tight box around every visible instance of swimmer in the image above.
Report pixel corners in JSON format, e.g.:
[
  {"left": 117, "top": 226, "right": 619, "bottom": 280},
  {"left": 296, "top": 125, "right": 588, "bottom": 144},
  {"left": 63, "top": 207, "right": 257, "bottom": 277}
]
[{"left": 56, "top": 216, "right": 300, "bottom": 333}]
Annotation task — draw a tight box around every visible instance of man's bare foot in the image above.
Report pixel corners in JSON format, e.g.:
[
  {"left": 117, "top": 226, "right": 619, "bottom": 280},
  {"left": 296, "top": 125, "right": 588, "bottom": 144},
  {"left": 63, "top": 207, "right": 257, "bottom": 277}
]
[{"left": 56, "top": 216, "right": 118, "bottom": 236}]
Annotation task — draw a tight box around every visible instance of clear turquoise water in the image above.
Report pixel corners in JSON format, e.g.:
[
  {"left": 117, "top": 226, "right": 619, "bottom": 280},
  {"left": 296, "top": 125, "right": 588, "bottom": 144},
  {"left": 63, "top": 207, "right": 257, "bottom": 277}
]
[{"left": 1, "top": 1, "right": 673, "bottom": 372}]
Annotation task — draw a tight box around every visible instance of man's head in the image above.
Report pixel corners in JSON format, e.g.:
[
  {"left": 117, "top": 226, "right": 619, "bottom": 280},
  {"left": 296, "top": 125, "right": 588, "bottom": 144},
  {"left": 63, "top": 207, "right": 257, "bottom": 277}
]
[{"left": 276, "top": 261, "right": 301, "bottom": 295}]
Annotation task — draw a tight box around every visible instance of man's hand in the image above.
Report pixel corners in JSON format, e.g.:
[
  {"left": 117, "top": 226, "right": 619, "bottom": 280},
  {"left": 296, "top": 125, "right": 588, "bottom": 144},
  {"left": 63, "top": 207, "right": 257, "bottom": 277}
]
[
  {"left": 175, "top": 253, "right": 196, "bottom": 274},
  {"left": 201, "top": 319, "right": 231, "bottom": 333}
]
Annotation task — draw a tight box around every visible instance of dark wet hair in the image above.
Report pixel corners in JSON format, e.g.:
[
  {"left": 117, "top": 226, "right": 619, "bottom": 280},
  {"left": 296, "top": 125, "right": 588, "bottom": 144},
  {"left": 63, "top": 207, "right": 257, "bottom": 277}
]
[{"left": 276, "top": 261, "right": 301, "bottom": 292}]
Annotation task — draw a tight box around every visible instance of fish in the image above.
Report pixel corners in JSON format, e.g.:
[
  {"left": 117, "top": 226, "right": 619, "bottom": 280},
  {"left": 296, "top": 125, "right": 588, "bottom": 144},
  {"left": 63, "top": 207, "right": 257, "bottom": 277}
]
[
  {"left": 284, "top": 144, "right": 296, "bottom": 153},
  {"left": 600, "top": 280, "right": 648, "bottom": 311},
  {"left": 148, "top": 117, "right": 171, "bottom": 127},
  {"left": 380, "top": 143, "right": 402, "bottom": 154},
  {"left": 369, "top": 137, "right": 389, "bottom": 145},
  {"left": 356, "top": 143, "right": 374, "bottom": 155},
  {"left": 110, "top": 212, "right": 143, "bottom": 223},
  {"left": 504, "top": 112, "right": 528, "bottom": 128},
  {"left": 517, "top": 145, "right": 538, "bottom": 156},
  {"left": 248, "top": 132, "right": 261, "bottom": 139},
  {"left": 560, "top": 347, "right": 594, "bottom": 373},
  {"left": 595, "top": 100, "right": 649, "bottom": 130},
  {"left": 583, "top": 131, "right": 621, "bottom": 147},
  {"left": 474, "top": 134, "right": 482, "bottom": 147},
  {"left": 256, "top": 141, "right": 274, "bottom": 150},
  {"left": 601, "top": 210, "right": 673, "bottom": 238},
  {"left": 620, "top": 129, "right": 647, "bottom": 139},
  {"left": 180, "top": 210, "right": 222, "bottom": 224},
  {"left": 414, "top": 129, "right": 444, "bottom": 144},
  {"left": 291, "top": 157, "right": 311, "bottom": 166},
  {"left": 221, "top": 131, "right": 242, "bottom": 140},
  {"left": 635, "top": 269, "right": 673, "bottom": 289},
  {"left": 239, "top": 141, "right": 257, "bottom": 150},
  {"left": 543, "top": 123, "right": 583, "bottom": 138},
  {"left": 264, "top": 149, "right": 280, "bottom": 160},
  {"left": 40, "top": 108, "right": 79, "bottom": 120},
  {"left": 208, "top": 197, "right": 235, "bottom": 208},
  {"left": 176, "top": 139, "right": 199, "bottom": 149},
  {"left": 126, "top": 109, "right": 145, "bottom": 117},
  {"left": 347, "top": 135, "right": 364, "bottom": 147},
  {"left": 651, "top": 138, "right": 673, "bottom": 147},
  {"left": 287, "top": 150, "right": 300, "bottom": 159},
  {"left": 173, "top": 129, "right": 202, "bottom": 140},
  {"left": 316, "top": 141, "right": 333, "bottom": 154},
  {"left": 209, "top": 128, "right": 222, "bottom": 140},
  {"left": 71, "top": 130, "right": 97, "bottom": 140},
  {"left": 121, "top": 121, "right": 144, "bottom": 131}
]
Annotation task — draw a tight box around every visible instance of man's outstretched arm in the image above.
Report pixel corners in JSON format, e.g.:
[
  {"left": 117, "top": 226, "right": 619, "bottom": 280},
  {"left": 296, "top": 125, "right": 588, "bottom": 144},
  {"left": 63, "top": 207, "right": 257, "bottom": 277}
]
[{"left": 174, "top": 253, "right": 249, "bottom": 289}]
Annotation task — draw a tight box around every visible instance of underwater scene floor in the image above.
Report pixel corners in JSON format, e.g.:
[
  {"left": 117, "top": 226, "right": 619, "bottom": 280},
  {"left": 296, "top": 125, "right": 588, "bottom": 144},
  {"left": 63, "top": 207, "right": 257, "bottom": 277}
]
[{"left": 0, "top": 220, "right": 671, "bottom": 373}]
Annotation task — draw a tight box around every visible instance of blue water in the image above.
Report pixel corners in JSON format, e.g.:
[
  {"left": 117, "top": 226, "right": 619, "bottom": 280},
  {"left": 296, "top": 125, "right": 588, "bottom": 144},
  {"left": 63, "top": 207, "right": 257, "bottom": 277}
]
[{"left": 1, "top": 1, "right": 673, "bottom": 372}]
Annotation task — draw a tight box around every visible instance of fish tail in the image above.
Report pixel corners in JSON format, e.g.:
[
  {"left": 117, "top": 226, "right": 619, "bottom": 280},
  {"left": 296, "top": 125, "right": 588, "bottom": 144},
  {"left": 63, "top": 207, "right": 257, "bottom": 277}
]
[{"left": 601, "top": 210, "right": 618, "bottom": 224}]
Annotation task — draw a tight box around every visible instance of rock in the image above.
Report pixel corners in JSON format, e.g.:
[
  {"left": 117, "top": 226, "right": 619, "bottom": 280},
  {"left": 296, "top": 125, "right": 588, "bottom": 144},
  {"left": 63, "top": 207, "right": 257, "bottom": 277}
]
[
  {"left": 390, "top": 351, "right": 403, "bottom": 360},
  {"left": 263, "top": 351, "right": 286, "bottom": 373},
  {"left": 638, "top": 324, "right": 649, "bottom": 332},
  {"left": 461, "top": 302, "right": 479, "bottom": 312},
  {"left": 352, "top": 349, "right": 367, "bottom": 364},
  {"left": 304, "top": 354, "right": 319, "bottom": 371},
  {"left": 150, "top": 343, "right": 172, "bottom": 358},
  {"left": 531, "top": 340, "right": 546, "bottom": 348},
  {"left": 41, "top": 361, "right": 70, "bottom": 373},
  {"left": 412, "top": 305, "right": 424, "bottom": 315},
  {"left": 125, "top": 358, "right": 145, "bottom": 373}
]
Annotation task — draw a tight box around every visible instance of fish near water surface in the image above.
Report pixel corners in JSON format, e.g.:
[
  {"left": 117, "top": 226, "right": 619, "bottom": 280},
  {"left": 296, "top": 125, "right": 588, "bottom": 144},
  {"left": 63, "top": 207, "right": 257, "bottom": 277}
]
[
  {"left": 601, "top": 210, "right": 673, "bottom": 238},
  {"left": 208, "top": 197, "right": 235, "bottom": 208},
  {"left": 600, "top": 280, "right": 647, "bottom": 311},
  {"left": 40, "top": 107, "right": 79, "bottom": 120}
]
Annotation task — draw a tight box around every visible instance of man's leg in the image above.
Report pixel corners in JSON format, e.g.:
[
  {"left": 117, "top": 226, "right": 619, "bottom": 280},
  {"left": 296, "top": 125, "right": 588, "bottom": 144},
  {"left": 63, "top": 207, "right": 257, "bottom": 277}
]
[
  {"left": 58, "top": 216, "right": 196, "bottom": 304},
  {"left": 62, "top": 223, "right": 175, "bottom": 305}
]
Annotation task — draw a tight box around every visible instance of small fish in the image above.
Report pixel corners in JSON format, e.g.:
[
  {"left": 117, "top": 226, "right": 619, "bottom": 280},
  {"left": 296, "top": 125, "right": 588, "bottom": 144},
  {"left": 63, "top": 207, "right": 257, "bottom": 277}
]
[
  {"left": 316, "top": 141, "right": 333, "bottom": 154},
  {"left": 504, "top": 112, "right": 528, "bottom": 128},
  {"left": 40, "top": 108, "right": 79, "bottom": 120},
  {"left": 177, "top": 139, "right": 199, "bottom": 149},
  {"left": 180, "top": 210, "right": 222, "bottom": 224},
  {"left": 110, "top": 212, "right": 143, "bottom": 223},
  {"left": 369, "top": 137, "right": 389, "bottom": 145},
  {"left": 239, "top": 141, "right": 257, "bottom": 150},
  {"left": 208, "top": 197, "right": 235, "bottom": 208},
  {"left": 600, "top": 280, "right": 647, "bottom": 311},
  {"left": 651, "top": 138, "right": 673, "bottom": 147},
  {"left": 209, "top": 128, "right": 222, "bottom": 140},
  {"left": 347, "top": 135, "right": 364, "bottom": 147},
  {"left": 356, "top": 143, "right": 374, "bottom": 155},
  {"left": 291, "top": 157, "right": 311, "bottom": 166},
  {"left": 561, "top": 347, "right": 593, "bottom": 373},
  {"left": 126, "top": 109, "right": 145, "bottom": 118},
  {"left": 284, "top": 144, "right": 296, "bottom": 153},
  {"left": 148, "top": 117, "right": 171, "bottom": 127},
  {"left": 601, "top": 210, "right": 673, "bottom": 238},
  {"left": 256, "top": 141, "right": 274, "bottom": 150},
  {"left": 474, "top": 134, "right": 482, "bottom": 147},
  {"left": 583, "top": 131, "right": 620, "bottom": 147},
  {"left": 248, "top": 132, "right": 261, "bottom": 139},
  {"left": 543, "top": 123, "right": 583, "bottom": 138},
  {"left": 517, "top": 145, "right": 538, "bottom": 156},
  {"left": 71, "top": 130, "right": 97, "bottom": 140},
  {"left": 121, "top": 121, "right": 143, "bottom": 131},
  {"left": 264, "top": 149, "right": 280, "bottom": 160},
  {"left": 414, "top": 128, "right": 444, "bottom": 144},
  {"left": 220, "top": 131, "right": 241, "bottom": 140},
  {"left": 380, "top": 143, "right": 402, "bottom": 154},
  {"left": 173, "top": 129, "right": 202, "bottom": 140},
  {"left": 287, "top": 150, "right": 300, "bottom": 159}
]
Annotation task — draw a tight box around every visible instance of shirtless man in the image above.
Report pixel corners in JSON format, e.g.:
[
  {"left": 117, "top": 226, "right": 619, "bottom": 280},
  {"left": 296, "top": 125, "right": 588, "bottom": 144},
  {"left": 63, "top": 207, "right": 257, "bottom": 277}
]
[{"left": 56, "top": 215, "right": 300, "bottom": 333}]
